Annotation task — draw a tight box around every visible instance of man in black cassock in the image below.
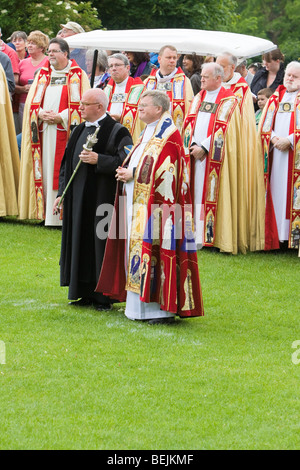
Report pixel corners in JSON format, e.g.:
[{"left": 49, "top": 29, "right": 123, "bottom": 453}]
[{"left": 53, "top": 88, "right": 133, "bottom": 310}]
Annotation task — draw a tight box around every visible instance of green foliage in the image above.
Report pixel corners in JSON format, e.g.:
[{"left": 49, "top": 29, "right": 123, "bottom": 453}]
[
  {"left": 280, "top": 38, "right": 300, "bottom": 64},
  {"left": 230, "top": 15, "right": 261, "bottom": 38},
  {"left": 233, "top": 0, "right": 300, "bottom": 62},
  {"left": 1, "top": 0, "right": 300, "bottom": 72},
  {"left": 92, "top": 0, "right": 238, "bottom": 31},
  {"left": 0, "top": 0, "right": 21, "bottom": 37},
  {"left": 0, "top": 0, "right": 102, "bottom": 39},
  {"left": 1, "top": 0, "right": 299, "bottom": 65}
]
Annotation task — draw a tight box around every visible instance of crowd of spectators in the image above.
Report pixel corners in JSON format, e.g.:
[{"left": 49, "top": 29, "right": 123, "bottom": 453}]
[{"left": 0, "top": 20, "right": 286, "bottom": 149}]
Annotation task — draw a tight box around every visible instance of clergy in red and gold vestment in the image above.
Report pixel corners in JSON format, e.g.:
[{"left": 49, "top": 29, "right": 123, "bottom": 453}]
[
  {"left": 143, "top": 45, "right": 194, "bottom": 133},
  {"left": 216, "top": 52, "right": 265, "bottom": 252},
  {"left": 0, "top": 63, "right": 19, "bottom": 217},
  {"left": 96, "top": 90, "right": 203, "bottom": 324},
  {"left": 18, "top": 38, "right": 90, "bottom": 226},
  {"left": 258, "top": 61, "right": 300, "bottom": 252},
  {"left": 182, "top": 62, "right": 244, "bottom": 255},
  {"left": 105, "top": 53, "right": 145, "bottom": 144}
]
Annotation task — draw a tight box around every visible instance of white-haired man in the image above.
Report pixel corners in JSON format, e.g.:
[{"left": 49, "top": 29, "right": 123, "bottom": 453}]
[
  {"left": 216, "top": 52, "right": 265, "bottom": 252},
  {"left": 258, "top": 61, "right": 300, "bottom": 252},
  {"left": 53, "top": 88, "right": 133, "bottom": 309},
  {"left": 96, "top": 90, "right": 204, "bottom": 323},
  {"left": 182, "top": 62, "right": 245, "bottom": 254}
]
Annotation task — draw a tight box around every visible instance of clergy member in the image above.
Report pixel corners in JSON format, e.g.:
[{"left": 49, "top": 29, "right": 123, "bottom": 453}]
[
  {"left": 96, "top": 90, "right": 204, "bottom": 323},
  {"left": 143, "top": 45, "right": 194, "bottom": 132},
  {"left": 0, "top": 62, "right": 19, "bottom": 217},
  {"left": 18, "top": 37, "right": 90, "bottom": 226},
  {"left": 104, "top": 53, "right": 145, "bottom": 143},
  {"left": 216, "top": 52, "right": 265, "bottom": 252},
  {"left": 182, "top": 62, "right": 244, "bottom": 254},
  {"left": 258, "top": 61, "right": 300, "bottom": 251},
  {"left": 53, "top": 88, "right": 133, "bottom": 309}
]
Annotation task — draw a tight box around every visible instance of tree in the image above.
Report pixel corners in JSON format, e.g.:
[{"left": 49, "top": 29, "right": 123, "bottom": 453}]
[
  {"left": 92, "top": 0, "right": 238, "bottom": 31},
  {"left": 0, "top": 0, "right": 102, "bottom": 39},
  {"left": 232, "top": 0, "right": 300, "bottom": 63}
]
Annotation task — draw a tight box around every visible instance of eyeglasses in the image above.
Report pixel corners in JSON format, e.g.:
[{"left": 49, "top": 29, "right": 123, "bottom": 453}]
[
  {"left": 108, "top": 63, "right": 125, "bottom": 69},
  {"left": 80, "top": 101, "right": 100, "bottom": 107},
  {"left": 138, "top": 103, "right": 158, "bottom": 108},
  {"left": 47, "top": 49, "right": 63, "bottom": 54}
]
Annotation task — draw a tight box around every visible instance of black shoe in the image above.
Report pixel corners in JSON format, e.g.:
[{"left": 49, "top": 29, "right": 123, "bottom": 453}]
[
  {"left": 94, "top": 303, "right": 112, "bottom": 311},
  {"left": 279, "top": 241, "right": 289, "bottom": 251},
  {"left": 148, "top": 317, "right": 175, "bottom": 325},
  {"left": 68, "top": 298, "right": 93, "bottom": 306}
]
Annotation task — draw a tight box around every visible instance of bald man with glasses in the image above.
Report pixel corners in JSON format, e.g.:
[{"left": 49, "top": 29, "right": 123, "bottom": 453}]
[{"left": 53, "top": 88, "right": 133, "bottom": 310}]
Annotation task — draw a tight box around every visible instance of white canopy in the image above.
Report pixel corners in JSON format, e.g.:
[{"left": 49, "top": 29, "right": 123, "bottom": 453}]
[{"left": 65, "top": 28, "right": 277, "bottom": 61}]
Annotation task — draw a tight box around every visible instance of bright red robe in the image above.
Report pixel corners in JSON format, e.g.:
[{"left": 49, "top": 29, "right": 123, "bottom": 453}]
[
  {"left": 144, "top": 67, "right": 194, "bottom": 132},
  {"left": 96, "top": 112, "right": 204, "bottom": 318},
  {"left": 182, "top": 87, "right": 245, "bottom": 254},
  {"left": 18, "top": 59, "right": 89, "bottom": 221},
  {"left": 258, "top": 85, "right": 300, "bottom": 250},
  {"left": 104, "top": 76, "right": 145, "bottom": 143}
]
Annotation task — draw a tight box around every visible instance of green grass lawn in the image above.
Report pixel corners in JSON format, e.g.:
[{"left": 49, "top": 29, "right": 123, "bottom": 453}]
[{"left": 0, "top": 217, "right": 299, "bottom": 450}]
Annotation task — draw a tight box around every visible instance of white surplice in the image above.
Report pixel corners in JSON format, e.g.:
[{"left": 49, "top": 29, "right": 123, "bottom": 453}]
[
  {"left": 191, "top": 86, "right": 221, "bottom": 247},
  {"left": 39, "top": 62, "right": 71, "bottom": 226},
  {"left": 124, "top": 120, "right": 174, "bottom": 321},
  {"left": 109, "top": 77, "right": 128, "bottom": 117},
  {"left": 270, "top": 90, "right": 297, "bottom": 241}
]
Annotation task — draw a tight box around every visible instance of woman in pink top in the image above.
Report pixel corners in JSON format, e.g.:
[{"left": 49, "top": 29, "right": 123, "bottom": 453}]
[{"left": 14, "top": 30, "right": 49, "bottom": 129}]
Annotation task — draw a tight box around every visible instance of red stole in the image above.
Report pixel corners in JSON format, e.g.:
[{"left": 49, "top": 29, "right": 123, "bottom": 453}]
[
  {"left": 96, "top": 114, "right": 204, "bottom": 317},
  {"left": 104, "top": 76, "right": 144, "bottom": 134},
  {"left": 144, "top": 67, "right": 187, "bottom": 129},
  {"left": 182, "top": 87, "right": 237, "bottom": 247},
  {"left": 228, "top": 76, "right": 249, "bottom": 115},
  {"left": 260, "top": 85, "right": 300, "bottom": 249},
  {"left": 29, "top": 59, "right": 83, "bottom": 220}
]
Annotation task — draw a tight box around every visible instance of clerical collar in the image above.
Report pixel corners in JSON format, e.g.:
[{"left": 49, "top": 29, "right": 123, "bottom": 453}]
[
  {"left": 115, "top": 77, "right": 128, "bottom": 89},
  {"left": 148, "top": 119, "right": 159, "bottom": 127},
  {"left": 223, "top": 72, "right": 241, "bottom": 87},
  {"left": 141, "top": 119, "right": 159, "bottom": 143},
  {"left": 206, "top": 86, "right": 222, "bottom": 97},
  {"left": 51, "top": 60, "right": 72, "bottom": 75},
  {"left": 85, "top": 113, "right": 107, "bottom": 127},
  {"left": 285, "top": 89, "right": 299, "bottom": 95},
  {"left": 156, "top": 68, "right": 178, "bottom": 83}
]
